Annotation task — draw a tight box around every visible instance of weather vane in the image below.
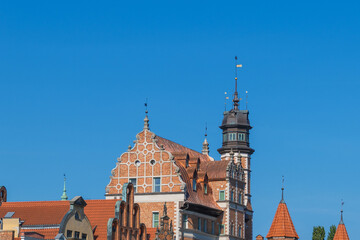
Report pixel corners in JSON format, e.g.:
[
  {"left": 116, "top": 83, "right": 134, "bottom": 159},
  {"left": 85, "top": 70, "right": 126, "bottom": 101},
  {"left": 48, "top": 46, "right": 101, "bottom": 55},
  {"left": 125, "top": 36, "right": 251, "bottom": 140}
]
[{"left": 145, "top": 98, "right": 148, "bottom": 115}]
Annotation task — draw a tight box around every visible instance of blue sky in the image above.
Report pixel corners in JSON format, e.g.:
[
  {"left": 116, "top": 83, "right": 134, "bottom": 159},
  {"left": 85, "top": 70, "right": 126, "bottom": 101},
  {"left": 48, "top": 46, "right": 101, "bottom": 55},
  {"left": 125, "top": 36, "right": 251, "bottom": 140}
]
[{"left": 0, "top": 0, "right": 359, "bottom": 238}]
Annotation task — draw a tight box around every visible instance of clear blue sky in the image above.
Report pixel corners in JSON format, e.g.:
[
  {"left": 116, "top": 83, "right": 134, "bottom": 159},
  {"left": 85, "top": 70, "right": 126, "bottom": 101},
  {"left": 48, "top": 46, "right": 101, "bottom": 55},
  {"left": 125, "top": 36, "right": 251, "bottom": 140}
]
[{"left": 0, "top": 1, "right": 359, "bottom": 239}]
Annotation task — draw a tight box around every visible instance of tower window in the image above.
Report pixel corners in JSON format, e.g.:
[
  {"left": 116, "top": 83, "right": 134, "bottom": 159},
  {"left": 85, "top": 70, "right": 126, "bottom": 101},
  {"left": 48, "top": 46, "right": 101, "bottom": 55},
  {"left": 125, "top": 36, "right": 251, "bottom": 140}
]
[
  {"left": 223, "top": 133, "right": 228, "bottom": 142},
  {"left": 238, "top": 133, "right": 246, "bottom": 141},
  {"left": 198, "top": 217, "right": 201, "bottom": 231},
  {"left": 238, "top": 226, "right": 242, "bottom": 237},
  {"left": 229, "top": 133, "right": 236, "bottom": 141},
  {"left": 238, "top": 193, "right": 242, "bottom": 204},
  {"left": 231, "top": 190, "right": 234, "bottom": 202}
]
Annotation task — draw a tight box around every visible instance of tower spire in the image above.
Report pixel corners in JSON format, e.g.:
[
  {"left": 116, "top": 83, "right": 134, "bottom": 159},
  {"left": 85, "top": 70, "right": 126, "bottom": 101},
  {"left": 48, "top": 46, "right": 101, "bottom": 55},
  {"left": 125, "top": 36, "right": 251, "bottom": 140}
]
[
  {"left": 280, "top": 176, "right": 285, "bottom": 203},
  {"left": 144, "top": 98, "right": 149, "bottom": 130},
  {"left": 340, "top": 200, "right": 344, "bottom": 224},
  {"left": 61, "top": 174, "right": 68, "bottom": 201},
  {"left": 202, "top": 123, "right": 209, "bottom": 155},
  {"left": 233, "top": 56, "right": 242, "bottom": 110}
]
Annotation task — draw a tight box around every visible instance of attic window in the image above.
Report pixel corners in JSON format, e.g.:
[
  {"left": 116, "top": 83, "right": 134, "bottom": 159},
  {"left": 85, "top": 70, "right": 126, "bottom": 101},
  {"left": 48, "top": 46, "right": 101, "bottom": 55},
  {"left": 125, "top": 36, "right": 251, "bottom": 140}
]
[
  {"left": 204, "top": 183, "right": 208, "bottom": 194},
  {"left": 186, "top": 155, "right": 189, "bottom": 168},
  {"left": 192, "top": 179, "right": 197, "bottom": 191}
]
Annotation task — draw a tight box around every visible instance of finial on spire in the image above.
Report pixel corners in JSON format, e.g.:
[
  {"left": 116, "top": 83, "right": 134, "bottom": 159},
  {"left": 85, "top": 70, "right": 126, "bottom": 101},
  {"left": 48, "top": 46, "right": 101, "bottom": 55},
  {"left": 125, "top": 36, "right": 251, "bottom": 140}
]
[
  {"left": 61, "top": 174, "right": 68, "bottom": 201},
  {"left": 144, "top": 98, "right": 150, "bottom": 130},
  {"left": 340, "top": 200, "right": 344, "bottom": 224},
  {"left": 230, "top": 149, "right": 234, "bottom": 162},
  {"left": 202, "top": 123, "right": 210, "bottom": 155},
  {"left": 224, "top": 92, "right": 229, "bottom": 111},
  {"left": 245, "top": 90, "right": 248, "bottom": 110},
  {"left": 233, "top": 56, "right": 242, "bottom": 110},
  {"left": 280, "top": 176, "right": 285, "bottom": 203}
]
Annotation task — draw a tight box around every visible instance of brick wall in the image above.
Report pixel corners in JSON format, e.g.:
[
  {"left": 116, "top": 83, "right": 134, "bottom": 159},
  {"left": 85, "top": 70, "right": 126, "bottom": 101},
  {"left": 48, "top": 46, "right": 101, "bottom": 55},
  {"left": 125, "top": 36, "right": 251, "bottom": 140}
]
[{"left": 0, "top": 231, "right": 14, "bottom": 240}]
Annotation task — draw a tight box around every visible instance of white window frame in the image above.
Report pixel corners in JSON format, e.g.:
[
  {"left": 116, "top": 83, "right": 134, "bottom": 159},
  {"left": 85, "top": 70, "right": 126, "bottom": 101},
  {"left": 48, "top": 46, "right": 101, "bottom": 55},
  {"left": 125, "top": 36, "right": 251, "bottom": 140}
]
[
  {"left": 152, "top": 212, "right": 159, "bottom": 228},
  {"left": 153, "top": 177, "right": 161, "bottom": 192}
]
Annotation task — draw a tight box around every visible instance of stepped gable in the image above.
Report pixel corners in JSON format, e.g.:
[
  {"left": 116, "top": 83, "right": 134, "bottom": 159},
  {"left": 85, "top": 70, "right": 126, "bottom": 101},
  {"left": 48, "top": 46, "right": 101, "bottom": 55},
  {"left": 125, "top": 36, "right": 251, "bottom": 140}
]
[
  {"left": 266, "top": 202, "right": 299, "bottom": 239},
  {"left": 84, "top": 199, "right": 118, "bottom": 240}
]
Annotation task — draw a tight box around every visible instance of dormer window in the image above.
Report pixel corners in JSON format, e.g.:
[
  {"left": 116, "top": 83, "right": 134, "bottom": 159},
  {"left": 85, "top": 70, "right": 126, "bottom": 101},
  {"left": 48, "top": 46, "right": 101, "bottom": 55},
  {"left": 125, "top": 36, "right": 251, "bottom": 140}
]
[{"left": 192, "top": 179, "right": 197, "bottom": 191}]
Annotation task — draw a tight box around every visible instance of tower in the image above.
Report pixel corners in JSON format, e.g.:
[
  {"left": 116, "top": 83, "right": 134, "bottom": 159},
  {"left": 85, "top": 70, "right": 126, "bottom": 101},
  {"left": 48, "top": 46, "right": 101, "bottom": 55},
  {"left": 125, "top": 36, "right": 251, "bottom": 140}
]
[
  {"left": 266, "top": 188, "right": 299, "bottom": 240},
  {"left": 333, "top": 208, "right": 350, "bottom": 240},
  {"left": 217, "top": 58, "right": 255, "bottom": 239}
]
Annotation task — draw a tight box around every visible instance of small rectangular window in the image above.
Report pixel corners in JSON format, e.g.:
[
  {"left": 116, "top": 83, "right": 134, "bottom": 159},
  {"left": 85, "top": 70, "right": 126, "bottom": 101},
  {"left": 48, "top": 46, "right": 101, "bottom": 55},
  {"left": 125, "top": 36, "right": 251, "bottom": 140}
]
[
  {"left": 66, "top": 230, "right": 72, "bottom": 238},
  {"left": 153, "top": 177, "right": 161, "bottom": 192},
  {"left": 81, "top": 233, "right": 87, "bottom": 240},
  {"left": 238, "top": 226, "right": 242, "bottom": 237},
  {"left": 219, "top": 190, "right": 225, "bottom": 201},
  {"left": 152, "top": 212, "right": 159, "bottom": 228},
  {"left": 219, "top": 224, "right": 225, "bottom": 235},
  {"left": 229, "top": 133, "right": 236, "bottom": 141},
  {"left": 230, "top": 224, "right": 234, "bottom": 235},
  {"left": 203, "top": 219, "right": 207, "bottom": 233},
  {"left": 231, "top": 191, "right": 234, "bottom": 202},
  {"left": 204, "top": 183, "right": 208, "bottom": 194},
  {"left": 238, "top": 193, "right": 242, "bottom": 204},
  {"left": 129, "top": 178, "right": 137, "bottom": 192},
  {"left": 211, "top": 221, "right": 215, "bottom": 235},
  {"left": 198, "top": 217, "right": 201, "bottom": 231},
  {"left": 182, "top": 214, "right": 188, "bottom": 228},
  {"left": 74, "top": 231, "right": 80, "bottom": 239}
]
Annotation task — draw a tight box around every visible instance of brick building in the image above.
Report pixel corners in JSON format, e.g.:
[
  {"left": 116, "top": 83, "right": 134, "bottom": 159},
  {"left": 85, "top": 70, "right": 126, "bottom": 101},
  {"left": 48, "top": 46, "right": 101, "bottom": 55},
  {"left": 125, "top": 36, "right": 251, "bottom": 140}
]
[{"left": 105, "top": 74, "right": 254, "bottom": 239}]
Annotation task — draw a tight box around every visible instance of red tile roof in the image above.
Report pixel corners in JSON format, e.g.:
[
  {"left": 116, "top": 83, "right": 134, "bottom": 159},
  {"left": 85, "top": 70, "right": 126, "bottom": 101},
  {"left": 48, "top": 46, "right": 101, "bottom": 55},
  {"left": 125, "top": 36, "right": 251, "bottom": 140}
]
[
  {"left": 333, "top": 223, "right": 350, "bottom": 240},
  {"left": 0, "top": 201, "right": 69, "bottom": 226},
  {"left": 266, "top": 202, "right": 299, "bottom": 239},
  {"left": 155, "top": 136, "right": 211, "bottom": 163},
  {"left": 84, "top": 199, "right": 118, "bottom": 240},
  {"left": 22, "top": 228, "right": 59, "bottom": 240}
]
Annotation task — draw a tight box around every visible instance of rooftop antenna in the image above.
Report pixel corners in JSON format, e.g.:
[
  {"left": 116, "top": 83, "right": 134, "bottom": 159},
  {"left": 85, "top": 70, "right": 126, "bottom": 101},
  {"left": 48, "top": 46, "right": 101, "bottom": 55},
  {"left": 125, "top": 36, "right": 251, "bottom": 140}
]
[
  {"left": 233, "top": 56, "right": 242, "bottom": 110},
  {"left": 144, "top": 98, "right": 149, "bottom": 130},
  {"left": 280, "top": 175, "right": 285, "bottom": 203}
]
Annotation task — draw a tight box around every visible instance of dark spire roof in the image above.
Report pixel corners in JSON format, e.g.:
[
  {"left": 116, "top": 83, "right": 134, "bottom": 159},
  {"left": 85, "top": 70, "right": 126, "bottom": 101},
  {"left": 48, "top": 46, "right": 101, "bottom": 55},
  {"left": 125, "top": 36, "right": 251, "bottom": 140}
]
[{"left": 233, "top": 56, "right": 240, "bottom": 110}]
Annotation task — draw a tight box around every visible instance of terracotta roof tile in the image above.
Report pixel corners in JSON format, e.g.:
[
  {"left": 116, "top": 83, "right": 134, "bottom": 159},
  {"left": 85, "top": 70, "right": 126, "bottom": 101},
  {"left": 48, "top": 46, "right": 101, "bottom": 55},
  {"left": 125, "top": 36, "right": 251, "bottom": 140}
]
[
  {"left": 0, "top": 201, "right": 69, "bottom": 226},
  {"left": 22, "top": 228, "right": 59, "bottom": 240},
  {"left": 266, "top": 202, "right": 299, "bottom": 239},
  {"left": 155, "top": 136, "right": 211, "bottom": 163},
  {"left": 84, "top": 199, "right": 118, "bottom": 240},
  {"left": 333, "top": 223, "right": 350, "bottom": 240}
]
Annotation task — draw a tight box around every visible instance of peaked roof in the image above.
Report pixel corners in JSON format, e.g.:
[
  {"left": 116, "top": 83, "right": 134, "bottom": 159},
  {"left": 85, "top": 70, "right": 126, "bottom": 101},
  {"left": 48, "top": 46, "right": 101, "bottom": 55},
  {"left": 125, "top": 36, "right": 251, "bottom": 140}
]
[
  {"left": 266, "top": 202, "right": 299, "bottom": 239},
  {"left": 333, "top": 213, "right": 350, "bottom": 240}
]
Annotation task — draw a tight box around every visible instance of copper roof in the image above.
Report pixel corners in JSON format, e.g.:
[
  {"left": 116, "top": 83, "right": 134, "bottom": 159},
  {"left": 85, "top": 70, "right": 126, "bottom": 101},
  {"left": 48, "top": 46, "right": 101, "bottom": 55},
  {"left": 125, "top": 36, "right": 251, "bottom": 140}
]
[{"left": 266, "top": 202, "right": 299, "bottom": 239}]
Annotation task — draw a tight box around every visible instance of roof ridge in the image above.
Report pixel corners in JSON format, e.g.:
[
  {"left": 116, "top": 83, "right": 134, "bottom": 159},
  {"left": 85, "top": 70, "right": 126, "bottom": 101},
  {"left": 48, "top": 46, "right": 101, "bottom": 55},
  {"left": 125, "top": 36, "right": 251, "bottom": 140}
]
[{"left": 155, "top": 135, "right": 204, "bottom": 156}]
